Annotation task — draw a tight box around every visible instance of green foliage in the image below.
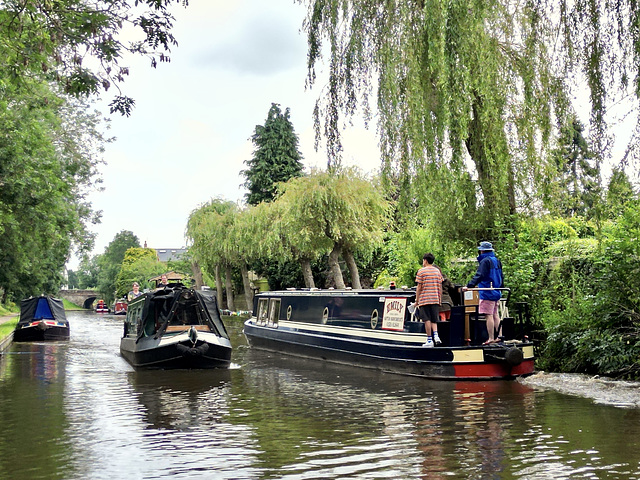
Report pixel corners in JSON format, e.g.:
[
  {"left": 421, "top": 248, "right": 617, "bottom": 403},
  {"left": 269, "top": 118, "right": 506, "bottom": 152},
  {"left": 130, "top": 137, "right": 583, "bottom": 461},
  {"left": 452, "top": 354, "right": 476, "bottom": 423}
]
[
  {"left": 0, "top": 83, "right": 105, "bottom": 301},
  {"left": 605, "top": 167, "right": 637, "bottom": 219},
  {"left": 96, "top": 231, "right": 140, "bottom": 303},
  {"left": 114, "top": 248, "right": 164, "bottom": 298},
  {"left": 0, "top": 0, "right": 188, "bottom": 115},
  {"left": 242, "top": 103, "right": 304, "bottom": 206},
  {"left": 75, "top": 256, "right": 100, "bottom": 289},
  {"left": 545, "top": 117, "right": 601, "bottom": 219}
]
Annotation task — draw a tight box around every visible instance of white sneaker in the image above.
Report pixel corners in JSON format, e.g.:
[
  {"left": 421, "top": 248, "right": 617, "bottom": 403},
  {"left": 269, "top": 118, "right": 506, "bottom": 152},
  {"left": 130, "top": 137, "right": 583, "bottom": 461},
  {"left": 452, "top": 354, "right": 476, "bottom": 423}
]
[
  {"left": 423, "top": 338, "right": 434, "bottom": 348},
  {"left": 433, "top": 333, "right": 442, "bottom": 345}
]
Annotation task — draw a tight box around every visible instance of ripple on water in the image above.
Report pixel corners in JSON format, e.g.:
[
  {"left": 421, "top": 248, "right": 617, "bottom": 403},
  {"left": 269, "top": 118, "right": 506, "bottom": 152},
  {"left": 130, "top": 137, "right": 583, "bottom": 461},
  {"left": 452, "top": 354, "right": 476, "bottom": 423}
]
[{"left": 522, "top": 371, "right": 640, "bottom": 408}]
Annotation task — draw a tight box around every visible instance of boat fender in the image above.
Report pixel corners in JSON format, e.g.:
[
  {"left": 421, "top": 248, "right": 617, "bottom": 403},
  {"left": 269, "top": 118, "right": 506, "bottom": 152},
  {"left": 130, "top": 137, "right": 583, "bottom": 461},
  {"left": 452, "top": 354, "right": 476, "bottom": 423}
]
[
  {"left": 505, "top": 346, "right": 524, "bottom": 366},
  {"left": 176, "top": 343, "right": 209, "bottom": 356},
  {"left": 38, "top": 321, "right": 47, "bottom": 330}
]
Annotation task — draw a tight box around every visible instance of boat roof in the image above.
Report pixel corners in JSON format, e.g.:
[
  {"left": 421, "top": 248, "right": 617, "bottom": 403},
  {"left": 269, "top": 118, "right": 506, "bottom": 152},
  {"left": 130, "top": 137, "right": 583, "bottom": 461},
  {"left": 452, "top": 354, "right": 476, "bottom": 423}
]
[
  {"left": 19, "top": 295, "right": 67, "bottom": 325},
  {"left": 256, "top": 288, "right": 416, "bottom": 297}
]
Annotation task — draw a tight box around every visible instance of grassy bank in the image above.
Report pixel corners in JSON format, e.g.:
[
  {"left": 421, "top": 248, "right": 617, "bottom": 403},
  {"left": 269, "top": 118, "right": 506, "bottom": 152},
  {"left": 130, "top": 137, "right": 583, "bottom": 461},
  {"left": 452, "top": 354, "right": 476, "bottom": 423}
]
[
  {"left": 63, "top": 299, "right": 83, "bottom": 310},
  {"left": 0, "top": 317, "right": 18, "bottom": 342}
]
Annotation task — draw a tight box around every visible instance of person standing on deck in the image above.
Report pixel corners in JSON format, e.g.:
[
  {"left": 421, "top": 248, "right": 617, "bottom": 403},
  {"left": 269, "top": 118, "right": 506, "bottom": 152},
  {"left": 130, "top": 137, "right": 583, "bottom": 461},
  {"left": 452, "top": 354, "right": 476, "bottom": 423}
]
[
  {"left": 127, "top": 282, "right": 142, "bottom": 302},
  {"left": 463, "top": 241, "right": 504, "bottom": 344},
  {"left": 415, "top": 253, "right": 444, "bottom": 348}
]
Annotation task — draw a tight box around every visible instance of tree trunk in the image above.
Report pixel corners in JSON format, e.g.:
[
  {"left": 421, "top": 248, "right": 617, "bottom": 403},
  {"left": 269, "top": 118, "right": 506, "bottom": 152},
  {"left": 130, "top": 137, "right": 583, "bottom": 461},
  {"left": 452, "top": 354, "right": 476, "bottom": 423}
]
[
  {"left": 215, "top": 264, "right": 224, "bottom": 309},
  {"left": 191, "top": 261, "right": 204, "bottom": 290},
  {"left": 224, "top": 263, "right": 235, "bottom": 311},
  {"left": 240, "top": 262, "right": 253, "bottom": 312},
  {"left": 343, "top": 248, "right": 361, "bottom": 289},
  {"left": 328, "top": 243, "right": 346, "bottom": 289},
  {"left": 300, "top": 257, "right": 315, "bottom": 288}
]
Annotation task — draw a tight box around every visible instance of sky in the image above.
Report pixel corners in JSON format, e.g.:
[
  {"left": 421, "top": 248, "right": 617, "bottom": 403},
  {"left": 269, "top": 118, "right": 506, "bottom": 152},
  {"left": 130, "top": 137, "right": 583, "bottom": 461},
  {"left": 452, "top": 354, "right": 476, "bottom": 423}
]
[{"left": 72, "top": 0, "right": 380, "bottom": 269}]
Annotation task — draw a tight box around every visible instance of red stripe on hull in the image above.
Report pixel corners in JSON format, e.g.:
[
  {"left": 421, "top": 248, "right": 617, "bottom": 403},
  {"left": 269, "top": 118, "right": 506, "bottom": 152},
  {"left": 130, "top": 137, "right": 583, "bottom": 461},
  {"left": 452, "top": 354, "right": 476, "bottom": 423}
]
[{"left": 454, "top": 359, "right": 535, "bottom": 379}]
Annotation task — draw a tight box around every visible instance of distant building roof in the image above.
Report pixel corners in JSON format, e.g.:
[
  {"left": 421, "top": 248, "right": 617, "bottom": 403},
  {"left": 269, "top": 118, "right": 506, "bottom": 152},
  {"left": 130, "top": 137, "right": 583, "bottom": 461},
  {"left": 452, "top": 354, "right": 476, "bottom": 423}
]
[
  {"left": 155, "top": 248, "right": 187, "bottom": 263},
  {"left": 149, "top": 271, "right": 185, "bottom": 286}
]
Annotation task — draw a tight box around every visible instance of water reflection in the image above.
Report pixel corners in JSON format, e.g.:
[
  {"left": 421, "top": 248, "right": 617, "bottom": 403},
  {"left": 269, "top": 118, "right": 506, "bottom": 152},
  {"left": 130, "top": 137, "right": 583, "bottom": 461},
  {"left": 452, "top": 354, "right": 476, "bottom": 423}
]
[
  {"left": 127, "top": 369, "right": 231, "bottom": 431},
  {"left": 0, "top": 340, "right": 75, "bottom": 480},
  {"left": 0, "top": 313, "right": 639, "bottom": 479}
]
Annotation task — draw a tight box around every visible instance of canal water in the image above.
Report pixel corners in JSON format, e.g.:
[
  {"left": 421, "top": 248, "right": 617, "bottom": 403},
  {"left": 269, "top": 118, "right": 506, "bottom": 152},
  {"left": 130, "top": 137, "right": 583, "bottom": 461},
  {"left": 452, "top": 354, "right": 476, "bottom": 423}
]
[{"left": 0, "top": 311, "right": 639, "bottom": 480}]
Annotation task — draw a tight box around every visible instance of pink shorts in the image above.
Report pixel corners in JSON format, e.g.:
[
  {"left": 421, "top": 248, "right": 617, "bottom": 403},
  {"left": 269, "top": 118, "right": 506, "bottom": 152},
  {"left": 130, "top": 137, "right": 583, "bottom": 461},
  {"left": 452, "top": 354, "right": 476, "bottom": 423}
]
[{"left": 478, "top": 299, "right": 499, "bottom": 316}]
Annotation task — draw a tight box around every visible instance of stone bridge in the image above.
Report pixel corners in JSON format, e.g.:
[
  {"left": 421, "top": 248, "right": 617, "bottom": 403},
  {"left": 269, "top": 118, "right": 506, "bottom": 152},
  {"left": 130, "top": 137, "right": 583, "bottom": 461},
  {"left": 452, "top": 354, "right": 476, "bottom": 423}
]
[{"left": 58, "top": 289, "right": 99, "bottom": 309}]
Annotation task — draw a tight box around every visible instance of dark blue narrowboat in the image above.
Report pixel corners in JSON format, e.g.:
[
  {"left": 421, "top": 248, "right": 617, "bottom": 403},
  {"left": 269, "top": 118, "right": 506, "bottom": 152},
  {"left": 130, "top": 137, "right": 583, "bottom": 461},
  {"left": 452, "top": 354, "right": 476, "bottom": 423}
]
[
  {"left": 120, "top": 284, "right": 232, "bottom": 369},
  {"left": 14, "top": 295, "right": 70, "bottom": 342},
  {"left": 243, "top": 288, "right": 536, "bottom": 380}
]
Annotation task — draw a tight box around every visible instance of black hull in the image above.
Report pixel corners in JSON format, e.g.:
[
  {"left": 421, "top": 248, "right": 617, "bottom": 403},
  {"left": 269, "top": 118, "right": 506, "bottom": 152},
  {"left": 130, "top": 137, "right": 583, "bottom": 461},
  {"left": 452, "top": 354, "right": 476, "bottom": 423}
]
[
  {"left": 243, "top": 320, "right": 535, "bottom": 380},
  {"left": 13, "top": 325, "right": 70, "bottom": 342},
  {"left": 120, "top": 335, "right": 232, "bottom": 370}
]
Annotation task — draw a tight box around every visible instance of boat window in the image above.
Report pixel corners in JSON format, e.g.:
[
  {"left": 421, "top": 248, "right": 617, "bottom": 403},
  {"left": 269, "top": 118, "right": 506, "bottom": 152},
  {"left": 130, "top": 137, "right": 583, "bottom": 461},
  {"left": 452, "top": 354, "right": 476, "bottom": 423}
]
[
  {"left": 286, "top": 305, "right": 292, "bottom": 320},
  {"left": 268, "top": 299, "right": 280, "bottom": 326},
  {"left": 322, "top": 307, "right": 329, "bottom": 324},
  {"left": 370, "top": 309, "right": 379, "bottom": 329},
  {"left": 257, "top": 298, "right": 269, "bottom": 326}
]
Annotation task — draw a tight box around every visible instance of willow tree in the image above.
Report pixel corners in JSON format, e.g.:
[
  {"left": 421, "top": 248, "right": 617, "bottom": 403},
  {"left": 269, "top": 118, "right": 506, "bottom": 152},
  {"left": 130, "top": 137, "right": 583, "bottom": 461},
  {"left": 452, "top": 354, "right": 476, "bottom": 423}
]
[
  {"left": 186, "top": 199, "right": 238, "bottom": 310},
  {"left": 301, "top": 0, "right": 640, "bottom": 240},
  {"left": 276, "top": 168, "right": 390, "bottom": 289}
]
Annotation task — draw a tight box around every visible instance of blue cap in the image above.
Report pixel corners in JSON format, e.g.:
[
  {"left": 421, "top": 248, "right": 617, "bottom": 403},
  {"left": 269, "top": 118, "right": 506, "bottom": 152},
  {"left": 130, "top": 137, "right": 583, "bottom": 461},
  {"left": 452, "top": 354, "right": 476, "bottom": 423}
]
[{"left": 478, "top": 241, "right": 494, "bottom": 251}]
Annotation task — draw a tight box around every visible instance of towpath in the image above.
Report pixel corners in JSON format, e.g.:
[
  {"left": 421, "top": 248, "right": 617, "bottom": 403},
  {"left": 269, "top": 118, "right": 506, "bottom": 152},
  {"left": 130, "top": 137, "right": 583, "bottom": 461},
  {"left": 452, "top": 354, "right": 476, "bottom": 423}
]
[{"left": 0, "top": 314, "right": 18, "bottom": 325}]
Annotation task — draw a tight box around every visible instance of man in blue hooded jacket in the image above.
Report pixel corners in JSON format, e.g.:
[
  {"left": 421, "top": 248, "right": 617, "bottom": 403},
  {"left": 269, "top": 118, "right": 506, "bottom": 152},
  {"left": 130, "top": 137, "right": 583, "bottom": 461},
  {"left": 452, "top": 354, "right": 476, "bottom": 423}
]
[{"left": 464, "top": 241, "right": 503, "bottom": 344}]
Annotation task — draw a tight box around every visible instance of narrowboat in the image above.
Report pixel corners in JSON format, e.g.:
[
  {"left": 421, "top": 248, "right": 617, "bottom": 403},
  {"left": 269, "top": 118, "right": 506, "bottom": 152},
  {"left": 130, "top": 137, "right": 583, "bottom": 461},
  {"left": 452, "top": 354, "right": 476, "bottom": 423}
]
[
  {"left": 95, "top": 299, "right": 110, "bottom": 313},
  {"left": 243, "top": 288, "right": 536, "bottom": 380},
  {"left": 120, "top": 284, "right": 232, "bottom": 369},
  {"left": 114, "top": 299, "right": 127, "bottom": 315},
  {"left": 14, "top": 295, "right": 70, "bottom": 342}
]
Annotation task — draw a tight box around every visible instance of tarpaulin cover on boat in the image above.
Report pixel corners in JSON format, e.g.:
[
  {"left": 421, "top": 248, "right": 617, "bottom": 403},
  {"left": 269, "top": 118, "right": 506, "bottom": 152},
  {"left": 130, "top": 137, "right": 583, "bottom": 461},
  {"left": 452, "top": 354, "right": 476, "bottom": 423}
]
[
  {"left": 195, "top": 289, "right": 229, "bottom": 339},
  {"left": 19, "top": 296, "right": 68, "bottom": 326}
]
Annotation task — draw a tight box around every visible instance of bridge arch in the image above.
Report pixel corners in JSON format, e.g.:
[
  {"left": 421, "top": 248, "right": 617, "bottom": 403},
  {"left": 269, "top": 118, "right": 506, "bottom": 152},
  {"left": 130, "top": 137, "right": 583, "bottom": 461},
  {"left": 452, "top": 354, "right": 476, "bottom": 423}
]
[{"left": 58, "top": 290, "right": 100, "bottom": 309}]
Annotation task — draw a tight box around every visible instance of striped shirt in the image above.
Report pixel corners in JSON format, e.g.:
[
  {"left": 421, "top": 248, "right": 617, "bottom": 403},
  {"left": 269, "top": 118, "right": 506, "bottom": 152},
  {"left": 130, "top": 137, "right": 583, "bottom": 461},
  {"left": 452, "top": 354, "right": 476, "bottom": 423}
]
[{"left": 415, "top": 265, "right": 443, "bottom": 306}]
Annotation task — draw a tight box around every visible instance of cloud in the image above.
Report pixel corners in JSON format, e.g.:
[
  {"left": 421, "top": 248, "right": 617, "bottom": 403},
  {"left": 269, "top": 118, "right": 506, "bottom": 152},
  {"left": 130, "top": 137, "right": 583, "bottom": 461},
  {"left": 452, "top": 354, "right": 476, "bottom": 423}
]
[{"left": 195, "top": 11, "right": 306, "bottom": 75}]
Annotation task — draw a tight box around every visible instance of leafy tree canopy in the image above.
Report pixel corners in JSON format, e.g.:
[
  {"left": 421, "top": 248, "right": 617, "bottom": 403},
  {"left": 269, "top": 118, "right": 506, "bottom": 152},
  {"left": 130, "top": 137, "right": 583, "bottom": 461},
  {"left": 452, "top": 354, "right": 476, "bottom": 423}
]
[
  {"left": 97, "top": 230, "right": 140, "bottom": 302},
  {"left": 0, "top": 0, "right": 188, "bottom": 115},
  {"left": 0, "top": 82, "right": 105, "bottom": 301},
  {"left": 115, "top": 247, "right": 164, "bottom": 298}
]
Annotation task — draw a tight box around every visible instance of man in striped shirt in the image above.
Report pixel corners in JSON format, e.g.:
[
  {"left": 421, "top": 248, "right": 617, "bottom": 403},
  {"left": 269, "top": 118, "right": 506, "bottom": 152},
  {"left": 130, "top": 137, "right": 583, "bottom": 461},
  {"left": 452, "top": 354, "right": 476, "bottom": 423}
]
[{"left": 415, "top": 253, "right": 444, "bottom": 347}]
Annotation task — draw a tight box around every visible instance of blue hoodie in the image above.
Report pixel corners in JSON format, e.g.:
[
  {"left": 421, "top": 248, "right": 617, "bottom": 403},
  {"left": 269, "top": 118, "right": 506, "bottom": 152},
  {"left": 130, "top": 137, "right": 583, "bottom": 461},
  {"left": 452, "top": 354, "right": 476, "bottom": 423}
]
[{"left": 467, "top": 251, "right": 503, "bottom": 301}]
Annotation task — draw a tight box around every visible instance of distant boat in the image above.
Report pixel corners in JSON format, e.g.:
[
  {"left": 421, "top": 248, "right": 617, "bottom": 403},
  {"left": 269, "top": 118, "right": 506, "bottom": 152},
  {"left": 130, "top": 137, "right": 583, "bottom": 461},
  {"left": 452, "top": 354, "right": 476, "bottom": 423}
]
[
  {"left": 95, "top": 299, "right": 110, "bottom": 313},
  {"left": 114, "top": 299, "right": 127, "bottom": 315},
  {"left": 120, "top": 284, "right": 232, "bottom": 369},
  {"left": 243, "top": 287, "right": 536, "bottom": 380},
  {"left": 14, "top": 295, "right": 70, "bottom": 342}
]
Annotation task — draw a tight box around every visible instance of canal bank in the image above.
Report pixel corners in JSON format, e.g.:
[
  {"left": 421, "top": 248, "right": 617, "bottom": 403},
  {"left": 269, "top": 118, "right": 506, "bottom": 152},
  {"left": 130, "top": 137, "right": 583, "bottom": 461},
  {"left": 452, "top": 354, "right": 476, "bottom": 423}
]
[{"left": 0, "top": 314, "right": 18, "bottom": 353}]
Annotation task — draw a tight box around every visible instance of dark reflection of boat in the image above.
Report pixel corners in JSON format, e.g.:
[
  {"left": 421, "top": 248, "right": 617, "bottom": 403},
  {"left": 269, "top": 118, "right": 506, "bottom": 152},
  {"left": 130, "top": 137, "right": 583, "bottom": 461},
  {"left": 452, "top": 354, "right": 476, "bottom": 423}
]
[
  {"left": 127, "top": 369, "right": 231, "bottom": 430},
  {"left": 231, "top": 347, "right": 538, "bottom": 477},
  {"left": 14, "top": 295, "right": 70, "bottom": 342},
  {"left": 243, "top": 288, "right": 535, "bottom": 380},
  {"left": 120, "top": 284, "right": 232, "bottom": 369}
]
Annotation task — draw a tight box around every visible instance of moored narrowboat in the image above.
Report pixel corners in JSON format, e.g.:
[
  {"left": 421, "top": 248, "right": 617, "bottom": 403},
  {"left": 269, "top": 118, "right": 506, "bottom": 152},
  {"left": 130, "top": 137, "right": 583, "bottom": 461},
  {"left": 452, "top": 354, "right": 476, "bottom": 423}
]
[
  {"left": 120, "top": 284, "right": 232, "bottom": 369},
  {"left": 95, "top": 299, "right": 110, "bottom": 313},
  {"left": 243, "top": 288, "right": 536, "bottom": 380},
  {"left": 114, "top": 299, "right": 127, "bottom": 315},
  {"left": 14, "top": 295, "right": 70, "bottom": 342}
]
